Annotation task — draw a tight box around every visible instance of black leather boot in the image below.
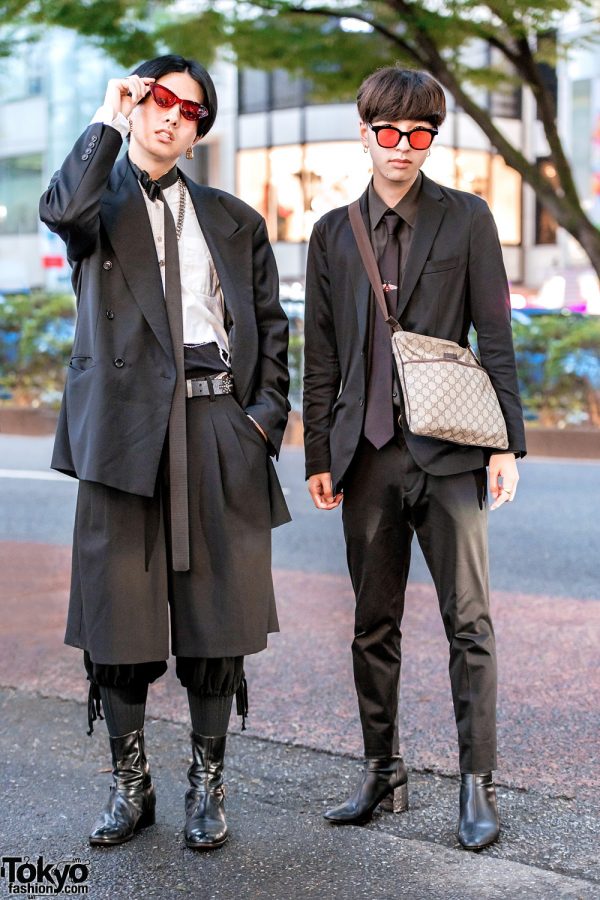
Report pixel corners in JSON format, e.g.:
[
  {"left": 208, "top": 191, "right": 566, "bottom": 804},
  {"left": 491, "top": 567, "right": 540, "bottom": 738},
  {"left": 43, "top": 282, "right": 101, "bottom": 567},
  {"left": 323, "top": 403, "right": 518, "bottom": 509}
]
[
  {"left": 89, "top": 729, "right": 155, "bottom": 846},
  {"left": 185, "top": 733, "right": 228, "bottom": 850},
  {"left": 458, "top": 773, "right": 500, "bottom": 850},
  {"left": 323, "top": 757, "right": 409, "bottom": 825}
]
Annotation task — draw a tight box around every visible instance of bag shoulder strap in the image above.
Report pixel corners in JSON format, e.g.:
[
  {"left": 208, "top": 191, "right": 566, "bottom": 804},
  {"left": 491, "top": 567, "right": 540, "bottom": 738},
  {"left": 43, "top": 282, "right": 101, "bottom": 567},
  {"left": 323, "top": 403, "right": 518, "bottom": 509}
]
[{"left": 348, "top": 200, "right": 401, "bottom": 333}]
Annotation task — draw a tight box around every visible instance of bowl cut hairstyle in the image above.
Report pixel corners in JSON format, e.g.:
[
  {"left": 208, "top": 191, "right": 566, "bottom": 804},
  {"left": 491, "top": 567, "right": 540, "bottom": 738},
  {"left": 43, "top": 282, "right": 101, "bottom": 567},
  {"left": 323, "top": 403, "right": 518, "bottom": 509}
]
[
  {"left": 132, "top": 54, "right": 218, "bottom": 137},
  {"left": 357, "top": 67, "right": 446, "bottom": 129}
]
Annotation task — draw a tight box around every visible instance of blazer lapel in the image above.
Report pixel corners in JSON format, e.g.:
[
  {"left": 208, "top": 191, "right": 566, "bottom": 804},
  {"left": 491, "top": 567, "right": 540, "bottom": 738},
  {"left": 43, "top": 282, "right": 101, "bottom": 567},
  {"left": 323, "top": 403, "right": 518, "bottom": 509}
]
[
  {"left": 182, "top": 177, "right": 253, "bottom": 396},
  {"left": 101, "top": 158, "right": 173, "bottom": 360},
  {"left": 397, "top": 173, "right": 447, "bottom": 318}
]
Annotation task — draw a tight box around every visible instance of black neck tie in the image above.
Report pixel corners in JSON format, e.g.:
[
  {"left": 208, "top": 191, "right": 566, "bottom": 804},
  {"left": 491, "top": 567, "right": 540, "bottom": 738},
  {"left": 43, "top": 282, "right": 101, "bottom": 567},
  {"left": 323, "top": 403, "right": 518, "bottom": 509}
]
[
  {"left": 161, "top": 185, "right": 190, "bottom": 572},
  {"left": 364, "top": 210, "right": 400, "bottom": 449}
]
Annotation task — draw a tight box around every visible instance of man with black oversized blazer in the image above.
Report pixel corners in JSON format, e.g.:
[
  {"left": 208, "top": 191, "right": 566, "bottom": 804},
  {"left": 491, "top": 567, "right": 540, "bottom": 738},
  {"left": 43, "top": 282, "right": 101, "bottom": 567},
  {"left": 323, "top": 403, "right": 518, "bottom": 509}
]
[
  {"left": 303, "top": 67, "right": 526, "bottom": 850},
  {"left": 40, "top": 55, "right": 290, "bottom": 852}
]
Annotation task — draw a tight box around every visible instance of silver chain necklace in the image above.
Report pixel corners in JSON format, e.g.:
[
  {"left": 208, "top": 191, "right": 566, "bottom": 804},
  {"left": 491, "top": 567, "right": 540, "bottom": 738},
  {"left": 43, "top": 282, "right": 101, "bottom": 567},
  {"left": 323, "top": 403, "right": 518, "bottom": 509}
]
[{"left": 175, "top": 177, "right": 186, "bottom": 241}]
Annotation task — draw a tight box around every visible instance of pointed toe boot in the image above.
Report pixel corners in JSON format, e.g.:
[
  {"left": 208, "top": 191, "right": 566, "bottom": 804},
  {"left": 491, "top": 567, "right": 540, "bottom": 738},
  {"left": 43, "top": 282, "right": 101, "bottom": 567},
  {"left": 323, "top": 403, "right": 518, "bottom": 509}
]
[
  {"left": 458, "top": 772, "right": 500, "bottom": 850},
  {"left": 185, "top": 733, "right": 228, "bottom": 851},
  {"left": 324, "top": 757, "right": 409, "bottom": 826},
  {"left": 89, "top": 728, "right": 156, "bottom": 847}
]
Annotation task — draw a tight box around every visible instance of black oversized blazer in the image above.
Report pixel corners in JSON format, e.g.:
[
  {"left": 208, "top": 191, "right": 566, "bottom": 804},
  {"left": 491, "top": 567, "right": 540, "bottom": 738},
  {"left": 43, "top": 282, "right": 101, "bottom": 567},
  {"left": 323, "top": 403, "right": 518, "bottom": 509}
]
[
  {"left": 40, "top": 124, "right": 290, "bottom": 502},
  {"left": 303, "top": 174, "right": 526, "bottom": 493}
]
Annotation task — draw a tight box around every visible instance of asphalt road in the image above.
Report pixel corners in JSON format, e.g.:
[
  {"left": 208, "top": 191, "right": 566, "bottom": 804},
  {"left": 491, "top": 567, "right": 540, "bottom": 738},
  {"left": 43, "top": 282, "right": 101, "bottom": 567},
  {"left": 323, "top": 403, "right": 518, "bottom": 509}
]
[
  {"left": 0, "top": 434, "right": 599, "bottom": 600},
  {"left": 1, "top": 434, "right": 599, "bottom": 898}
]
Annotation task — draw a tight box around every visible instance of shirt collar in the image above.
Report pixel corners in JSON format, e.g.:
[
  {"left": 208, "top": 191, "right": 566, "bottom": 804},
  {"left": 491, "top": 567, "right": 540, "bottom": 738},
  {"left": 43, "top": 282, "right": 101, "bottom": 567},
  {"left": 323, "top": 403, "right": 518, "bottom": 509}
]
[
  {"left": 368, "top": 171, "right": 423, "bottom": 231},
  {"left": 128, "top": 157, "right": 179, "bottom": 202}
]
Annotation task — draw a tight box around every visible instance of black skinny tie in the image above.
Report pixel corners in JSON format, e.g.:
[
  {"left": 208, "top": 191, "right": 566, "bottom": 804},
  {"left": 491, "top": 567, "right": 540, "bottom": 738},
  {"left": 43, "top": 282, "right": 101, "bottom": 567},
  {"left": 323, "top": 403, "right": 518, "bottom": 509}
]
[{"left": 364, "top": 210, "right": 401, "bottom": 449}]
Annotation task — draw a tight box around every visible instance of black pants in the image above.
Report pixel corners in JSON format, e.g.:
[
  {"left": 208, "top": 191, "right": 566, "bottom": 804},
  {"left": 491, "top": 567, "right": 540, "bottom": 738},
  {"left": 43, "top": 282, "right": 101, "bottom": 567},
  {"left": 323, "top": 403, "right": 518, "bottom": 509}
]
[{"left": 342, "top": 432, "right": 496, "bottom": 773}]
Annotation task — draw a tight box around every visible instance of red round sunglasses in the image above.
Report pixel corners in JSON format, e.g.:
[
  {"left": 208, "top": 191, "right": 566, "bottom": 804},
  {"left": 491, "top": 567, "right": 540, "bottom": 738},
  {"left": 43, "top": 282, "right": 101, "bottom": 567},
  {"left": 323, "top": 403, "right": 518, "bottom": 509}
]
[{"left": 368, "top": 123, "right": 438, "bottom": 150}]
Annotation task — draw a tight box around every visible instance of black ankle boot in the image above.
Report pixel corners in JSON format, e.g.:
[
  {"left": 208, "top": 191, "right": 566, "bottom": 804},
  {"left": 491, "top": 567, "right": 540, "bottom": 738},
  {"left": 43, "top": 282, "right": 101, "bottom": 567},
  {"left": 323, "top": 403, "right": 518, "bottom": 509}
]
[
  {"left": 89, "top": 729, "right": 155, "bottom": 846},
  {"left": 185, "top": 733, "right": 228, "bottom": 850},
  {"left": 323, "top": 757, "right": 409, "bottom": 825},
  {"left": 458, "top": 773, "right": 500, "bottom": 850}
]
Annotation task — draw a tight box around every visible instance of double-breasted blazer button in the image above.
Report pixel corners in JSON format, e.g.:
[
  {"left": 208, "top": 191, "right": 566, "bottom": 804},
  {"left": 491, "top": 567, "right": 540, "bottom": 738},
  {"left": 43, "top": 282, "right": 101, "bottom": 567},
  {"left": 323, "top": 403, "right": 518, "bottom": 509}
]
[
  {"left": 106, "top": 309, "right": 115, "bottom": 320},
  {"left": 113, "top": 358, "right": 125, "bottom": 368},
  {"left": 81, "top": 154, "right": 89, "bottom": 160},
  {"left": 90, "top": 135, "right": 98, "bottom": 143},
  {"left": 102, "top": 260, "right": 113, "bottom": 270}
]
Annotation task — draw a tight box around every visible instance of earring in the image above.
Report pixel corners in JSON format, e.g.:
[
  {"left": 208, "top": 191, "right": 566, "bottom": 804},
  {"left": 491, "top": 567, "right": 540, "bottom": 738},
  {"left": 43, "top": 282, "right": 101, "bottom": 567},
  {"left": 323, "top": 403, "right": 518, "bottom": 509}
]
[
  {"left": 363, "top": 144, "right": 369, "bottom": 154},
  {"left": 128, "top": 118, "right": 133, "bottom": 133},
  {"left": 427, "top": 149, "right": 431, "bottom": 157},
  {"left": 186, "top": 146, "right": 194, "bottom": 160}
]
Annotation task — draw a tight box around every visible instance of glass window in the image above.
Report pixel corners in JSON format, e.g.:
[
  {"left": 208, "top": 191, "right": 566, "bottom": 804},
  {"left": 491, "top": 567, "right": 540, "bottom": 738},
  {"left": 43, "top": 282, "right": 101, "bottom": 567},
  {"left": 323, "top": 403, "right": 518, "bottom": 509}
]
[
  {"left": 571, "top": 79, "right": 592, "bottom": 201},
  {"left": 237, "top": 142, "right": 372, "bottom": 242},
  {"left": 237, "top": 148, "right": 269, "bottom": 220},
  {"left": 488, "top": 47, "right": 522, "bottom": 119},
  {"left": 424, "top": 146, "right": 521, "bottom": 246},
  {"left": 490, "top": 154, "right": 521, "bottom": 246},
  {"left": 0, "top": 154, "right": 43, "bottom": 235},
  {"left": 535, "top": 158, "right": 558, "bottom": 245},
  {"left": 0, "top": 37, "right": 44, "bottom": 101},
  {"left": 238, "top": 69, "right": 270, "bottom": 114},
  {"left": 271, "top": 70, "right": 305, "bottom": 109}
]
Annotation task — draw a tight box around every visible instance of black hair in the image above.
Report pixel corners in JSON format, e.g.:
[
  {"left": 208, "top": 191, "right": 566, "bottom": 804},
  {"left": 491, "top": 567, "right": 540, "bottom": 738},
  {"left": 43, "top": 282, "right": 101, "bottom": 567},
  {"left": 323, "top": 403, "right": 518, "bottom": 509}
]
[
  {"left": 131, "top": 54, "right": 217, "bottom": 137},
  {"left": 357, "top": 67, "right": 446, "bottom": 128}
]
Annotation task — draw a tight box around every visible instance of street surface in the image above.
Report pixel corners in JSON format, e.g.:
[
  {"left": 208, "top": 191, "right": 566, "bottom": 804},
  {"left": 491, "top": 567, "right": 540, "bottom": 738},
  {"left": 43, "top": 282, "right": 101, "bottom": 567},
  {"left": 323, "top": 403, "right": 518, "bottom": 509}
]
[{"left": 0, "top": 434, "right": 599, "bottom": 898}]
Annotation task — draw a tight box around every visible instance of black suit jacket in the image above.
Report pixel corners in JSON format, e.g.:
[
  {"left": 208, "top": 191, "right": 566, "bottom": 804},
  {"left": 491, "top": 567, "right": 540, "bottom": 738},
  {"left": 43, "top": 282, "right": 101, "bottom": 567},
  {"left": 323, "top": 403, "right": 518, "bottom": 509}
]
[
  {"left": 303, "top": 174, "right": 526, "bottom": 493},
  {"left": 40, "top": 124, "right": 290, "bottom": 499}
]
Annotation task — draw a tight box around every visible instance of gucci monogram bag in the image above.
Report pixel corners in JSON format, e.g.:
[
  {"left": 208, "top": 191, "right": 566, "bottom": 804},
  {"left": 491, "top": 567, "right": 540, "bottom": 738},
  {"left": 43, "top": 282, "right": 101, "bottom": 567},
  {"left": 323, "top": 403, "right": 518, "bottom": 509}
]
[{"left": 348, "top": 201, "right": 509, "bottom": 450}]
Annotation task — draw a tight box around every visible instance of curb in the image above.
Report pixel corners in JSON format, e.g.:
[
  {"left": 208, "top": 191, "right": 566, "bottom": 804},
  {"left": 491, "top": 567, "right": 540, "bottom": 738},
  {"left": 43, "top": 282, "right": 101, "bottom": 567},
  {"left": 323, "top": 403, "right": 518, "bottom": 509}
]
[{"left": 1, "top": 407, "right": 599, "bottom": 460}]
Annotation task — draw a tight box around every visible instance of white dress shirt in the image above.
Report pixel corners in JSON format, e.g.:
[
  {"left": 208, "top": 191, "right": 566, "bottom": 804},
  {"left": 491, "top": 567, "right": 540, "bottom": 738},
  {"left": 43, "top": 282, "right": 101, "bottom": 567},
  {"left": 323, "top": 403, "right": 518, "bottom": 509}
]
[{"left": 91, "top": 106, "right": 230, "bottom": 364}]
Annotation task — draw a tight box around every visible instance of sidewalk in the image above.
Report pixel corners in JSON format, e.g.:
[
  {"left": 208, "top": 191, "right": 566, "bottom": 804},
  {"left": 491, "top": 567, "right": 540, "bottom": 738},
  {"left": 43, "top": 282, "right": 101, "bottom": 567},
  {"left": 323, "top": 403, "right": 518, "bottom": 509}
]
[
  {"left": 0, "top": 540, "right": 599, "bottom": 899},
  {"left": 1, "top": 689, "right": 598, "bottom": 900}
]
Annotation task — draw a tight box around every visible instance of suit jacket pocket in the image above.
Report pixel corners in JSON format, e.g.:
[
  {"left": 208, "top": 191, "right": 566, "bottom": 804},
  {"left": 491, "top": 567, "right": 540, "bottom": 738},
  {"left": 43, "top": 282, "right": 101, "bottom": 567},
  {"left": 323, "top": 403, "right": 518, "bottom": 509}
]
[
  {"left": 68, "top": 356, "right": 95, "bottom": 372},
  {"left": 421, "top": 256, "right": 459, "bottom": 275}
]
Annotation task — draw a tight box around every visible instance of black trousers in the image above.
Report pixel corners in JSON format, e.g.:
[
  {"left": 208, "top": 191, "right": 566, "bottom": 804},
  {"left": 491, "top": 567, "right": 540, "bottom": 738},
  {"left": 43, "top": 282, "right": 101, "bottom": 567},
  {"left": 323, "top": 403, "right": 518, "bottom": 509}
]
[{"left": 342, "top": 431, "right": 496, "bottom": 773}]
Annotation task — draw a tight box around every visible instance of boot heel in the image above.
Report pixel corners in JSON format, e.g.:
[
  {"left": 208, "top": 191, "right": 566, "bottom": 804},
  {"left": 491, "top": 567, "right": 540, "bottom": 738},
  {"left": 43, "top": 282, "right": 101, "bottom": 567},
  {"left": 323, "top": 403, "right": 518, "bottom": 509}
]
[
  {"left": 137, "top": 807, "right": 156, "bottom": 830},
  {"left": 379, "top": 781, "right": 409, "bottom": 814},
  {"left": 392, "top": 782, "right": 409, "bottom": 813},
  {"left": 137, "top": 792, "right": 156, "bottom": 830}
]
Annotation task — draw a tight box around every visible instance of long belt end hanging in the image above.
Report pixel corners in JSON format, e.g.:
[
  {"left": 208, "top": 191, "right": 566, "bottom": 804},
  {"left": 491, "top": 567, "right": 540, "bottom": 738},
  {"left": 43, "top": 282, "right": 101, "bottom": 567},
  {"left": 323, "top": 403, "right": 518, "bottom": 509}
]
[{"left": 161, "top": 182, "right": 190, "bottom": 572}]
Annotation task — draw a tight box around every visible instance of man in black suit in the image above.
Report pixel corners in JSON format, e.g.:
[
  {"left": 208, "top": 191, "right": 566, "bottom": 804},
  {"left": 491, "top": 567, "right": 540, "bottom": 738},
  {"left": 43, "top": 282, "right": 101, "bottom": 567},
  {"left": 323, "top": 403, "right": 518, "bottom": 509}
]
[
  {"left": 303, "top": 67, "right": 525, "bottom": 849},
  {"left": 40, "top": 55, "right": 289, "bottom": 852}
]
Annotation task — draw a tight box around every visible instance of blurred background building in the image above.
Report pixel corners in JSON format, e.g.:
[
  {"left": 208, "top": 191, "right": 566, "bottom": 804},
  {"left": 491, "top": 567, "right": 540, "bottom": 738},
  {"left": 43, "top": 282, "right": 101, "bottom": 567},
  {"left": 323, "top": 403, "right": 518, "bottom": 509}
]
[{"left": 1, "top": 24, "right": 599, "bottom": 309}]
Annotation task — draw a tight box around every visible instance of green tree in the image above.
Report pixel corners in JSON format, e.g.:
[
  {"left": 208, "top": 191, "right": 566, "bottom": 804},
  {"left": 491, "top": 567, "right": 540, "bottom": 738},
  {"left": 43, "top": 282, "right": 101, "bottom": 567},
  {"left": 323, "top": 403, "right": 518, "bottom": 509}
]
[
  {"left": 0, "top": 292, "right": 75, "bottom": 406},
  {"left": 3, "top": 0, "right": 600, "bottom": 276}
]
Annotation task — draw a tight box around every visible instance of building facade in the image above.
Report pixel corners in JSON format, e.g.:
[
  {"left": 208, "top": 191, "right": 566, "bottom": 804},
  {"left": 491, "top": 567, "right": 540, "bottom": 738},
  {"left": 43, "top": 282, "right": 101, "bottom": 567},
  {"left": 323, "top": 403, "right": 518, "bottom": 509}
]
[{"left": 1, "top": 26, "right": 598, "bottom": 300}]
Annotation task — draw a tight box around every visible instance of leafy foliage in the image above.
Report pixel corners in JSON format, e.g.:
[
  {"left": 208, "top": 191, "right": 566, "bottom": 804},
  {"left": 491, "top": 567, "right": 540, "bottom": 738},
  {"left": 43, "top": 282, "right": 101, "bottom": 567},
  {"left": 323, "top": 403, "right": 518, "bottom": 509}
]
[
  {"left": 0, "top": 292, "right": 75, "bottom": 406},
  {"left": 512, "top": 314, "right": 600, "bottom": 426}
]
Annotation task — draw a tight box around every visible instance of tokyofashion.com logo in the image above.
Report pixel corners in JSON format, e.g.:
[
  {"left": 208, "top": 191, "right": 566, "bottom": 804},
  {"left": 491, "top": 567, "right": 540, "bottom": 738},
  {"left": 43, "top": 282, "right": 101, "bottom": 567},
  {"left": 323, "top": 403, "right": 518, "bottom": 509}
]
[{"left": 0, "top": 856, "right": 90, "bottom": 895}]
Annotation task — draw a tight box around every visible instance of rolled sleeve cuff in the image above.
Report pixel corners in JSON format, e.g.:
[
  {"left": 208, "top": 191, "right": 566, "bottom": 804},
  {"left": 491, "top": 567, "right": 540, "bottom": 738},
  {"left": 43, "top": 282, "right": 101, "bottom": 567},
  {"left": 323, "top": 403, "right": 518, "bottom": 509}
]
[{"left": 90, "top": 106, "right": 129, "bottom": 140}]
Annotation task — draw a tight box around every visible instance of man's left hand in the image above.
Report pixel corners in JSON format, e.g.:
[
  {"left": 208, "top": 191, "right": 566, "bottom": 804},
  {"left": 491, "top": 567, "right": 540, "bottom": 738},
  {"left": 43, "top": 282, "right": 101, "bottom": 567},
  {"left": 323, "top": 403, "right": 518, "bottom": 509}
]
[{"left": 489, "top": 453, "right": 519, "bottom": 510}]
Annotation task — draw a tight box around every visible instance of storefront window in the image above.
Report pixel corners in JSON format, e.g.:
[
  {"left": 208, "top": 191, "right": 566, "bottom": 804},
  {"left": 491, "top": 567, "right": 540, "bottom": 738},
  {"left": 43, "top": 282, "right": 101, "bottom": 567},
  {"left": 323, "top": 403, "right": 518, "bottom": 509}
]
[
  {"left": 238, "top": 141, "right": 521, "bottom": 246},
  {"left": 424, "top": 146, "right": 521, "bottom": 245},
  {"left": 535, "top": 158, "right": 558, "bottom": 245},
  {"left": 237, "top": 142, "right": 371, "bottom": 242}
]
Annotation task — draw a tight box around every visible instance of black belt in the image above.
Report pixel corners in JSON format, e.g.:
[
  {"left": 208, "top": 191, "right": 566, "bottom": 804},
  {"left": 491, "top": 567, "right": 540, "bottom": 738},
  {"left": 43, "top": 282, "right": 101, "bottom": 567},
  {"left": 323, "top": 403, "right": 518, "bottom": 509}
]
[{"left": 186, "top": 372, "right": 234, "bottom": 399}]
